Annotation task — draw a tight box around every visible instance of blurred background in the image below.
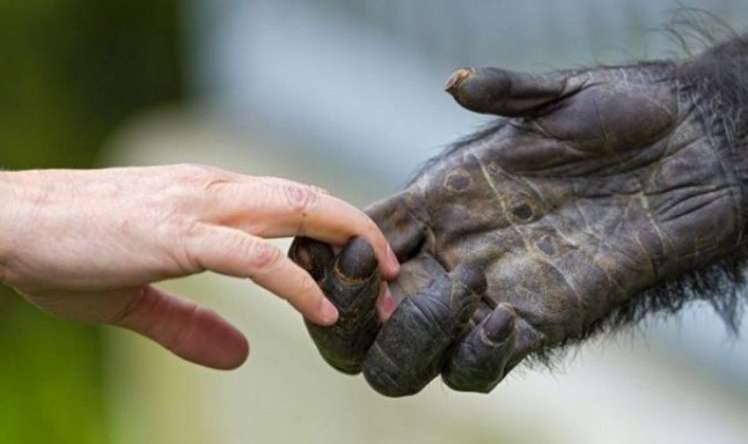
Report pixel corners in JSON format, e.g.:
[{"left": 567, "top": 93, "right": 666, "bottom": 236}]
[{"left": 0, "top": 1, "right": 746, "bottom": 443}]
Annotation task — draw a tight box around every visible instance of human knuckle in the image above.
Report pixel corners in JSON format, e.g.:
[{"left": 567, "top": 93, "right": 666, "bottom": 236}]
[
  {"left": 158, "top": 199, "right": 197, "bottom": 239},
  {"left": 171, "top": 164, "right": 230, "bottom": 192},
  {"left": 308, "top": 185, "right": 329, "bottom": 195},
  {"left": 172, "top": 163, "right": 213, "bottom": 180},
  {"left": 363, "top": 220, "right": 382, "bottom": 242},
  {"left": 283, "top": 183, "right": 319, "bottom": 214},
  {"left": 367, "top": 219, "right": 380, "bottom": 233},
  {"left": 155, "top": 217, "right": 203, "bottom": 274},
  {"left": 298, "top": 274, "right": 319, "bottom": 298},
  {"left": 178, "top": 219, "right": 206, "bottom": 250},
  {"left": 112, "top": 286, "right": 155, "bottom": 326},
  {"left": 246, "top": 239, "right": 281, "bottom": 270},
  {"left": 167, "top": 304, "right": 208, "bottom": 354}
]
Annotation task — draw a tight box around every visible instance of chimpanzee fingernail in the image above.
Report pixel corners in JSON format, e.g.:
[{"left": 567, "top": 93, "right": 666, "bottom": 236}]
[
  {"left": 483, "top": 304, "right": 516, "bottom": 343},
  {"left": 337, "top": 237, "right": 378, "bottom": 279},
  {"left": 444, "top": 68, "right": 473, "bottom": 94},
  {"left": 319, "top": 298, "right": 339, "bottom": 325}
]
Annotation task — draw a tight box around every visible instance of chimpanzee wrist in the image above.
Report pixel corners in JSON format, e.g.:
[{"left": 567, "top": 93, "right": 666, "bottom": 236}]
[{"left": 677, "top": 34, "right": 748, "bottom": 233}]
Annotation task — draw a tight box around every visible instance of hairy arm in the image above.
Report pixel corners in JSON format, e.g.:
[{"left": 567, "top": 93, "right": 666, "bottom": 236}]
[{"left": 292, "top": 32, "right": 748, "bottom": 396}]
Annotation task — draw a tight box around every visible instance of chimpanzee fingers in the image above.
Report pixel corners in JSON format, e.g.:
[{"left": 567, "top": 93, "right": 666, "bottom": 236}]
[
  {"left": 442, "top": 303, "right": 518, "bottom": 393},
  {"left": 290, "top": 236, "right": 381, "bottom": 374},
  {"left": 444, "top": 67, "right": 577, "bottom": 117},
  {"left": 365, "top": 191, "right": 426, "bottom": 263},
  {"left": 363, "top": 263, "right": 487, "bottom": 397},
  {"left": 289, "top": 236, "right": 334, "bottom": 281}
]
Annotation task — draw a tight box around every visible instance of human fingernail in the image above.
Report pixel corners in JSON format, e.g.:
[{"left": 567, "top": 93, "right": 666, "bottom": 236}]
[
  {"left": 319, "top": 297, "right": 339, "bottom": 325},
  {"left": 484, "top": 304, "right": 516, "bottom": 343},
  {"left": 377, "top": 284, "right": 397, "bottom": 321}
]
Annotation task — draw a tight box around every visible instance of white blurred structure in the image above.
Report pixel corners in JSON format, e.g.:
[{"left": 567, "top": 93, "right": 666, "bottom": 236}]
[{"left": 101, "top": 1, "right": 748, "bottom": 443}]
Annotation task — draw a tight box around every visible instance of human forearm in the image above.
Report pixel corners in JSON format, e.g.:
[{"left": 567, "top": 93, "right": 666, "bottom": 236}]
[{"left": 0, "top": 170, "right": 34, "bottom": 284}]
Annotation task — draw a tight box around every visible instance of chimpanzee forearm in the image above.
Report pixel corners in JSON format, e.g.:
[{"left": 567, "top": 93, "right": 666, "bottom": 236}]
[{"left": 679, "top": 34, "right": 748, "bottom": 197}]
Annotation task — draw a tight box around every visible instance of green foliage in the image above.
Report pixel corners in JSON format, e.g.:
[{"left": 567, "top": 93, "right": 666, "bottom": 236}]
[
  {"left": 0, "top": 1, "right": 183, "bottom": 442},
  {"left": 0, "top": 300, "right": 108, "bottom": 443},
  {"left": 0, "top": 0, "right": 183, "bottom": 169}
]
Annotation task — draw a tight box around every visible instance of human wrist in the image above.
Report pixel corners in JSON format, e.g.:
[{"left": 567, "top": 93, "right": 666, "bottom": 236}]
[
  {"left": 0, "top": 170, "right": 41, "bottom": 285},
  {"left": 0, "top": 171, "right": 21, "bottom": 283}
]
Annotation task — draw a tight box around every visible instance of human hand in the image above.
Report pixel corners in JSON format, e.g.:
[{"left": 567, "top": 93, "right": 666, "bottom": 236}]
[{"left": 0, "top": 165, "right": 399, "bottom": 369}]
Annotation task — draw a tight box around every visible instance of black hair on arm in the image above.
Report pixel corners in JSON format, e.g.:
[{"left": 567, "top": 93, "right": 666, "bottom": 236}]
[{"left": 411, "top": 13, "right": 748, "bottom": 367}]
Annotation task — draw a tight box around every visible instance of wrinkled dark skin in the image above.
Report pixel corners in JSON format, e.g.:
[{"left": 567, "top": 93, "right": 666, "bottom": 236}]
[{"left": 291, "top": 34, "right": 748, "bottom": 397}]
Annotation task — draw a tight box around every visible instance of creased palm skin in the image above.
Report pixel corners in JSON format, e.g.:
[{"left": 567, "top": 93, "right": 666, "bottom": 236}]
[{"left": 291, "top": 35, "right": 748, "bottom": 396}]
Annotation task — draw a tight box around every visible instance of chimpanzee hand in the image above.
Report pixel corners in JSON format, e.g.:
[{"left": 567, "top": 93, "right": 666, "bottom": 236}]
[{"left": 291, "top": 54, "right": 743, "bottom": 395}]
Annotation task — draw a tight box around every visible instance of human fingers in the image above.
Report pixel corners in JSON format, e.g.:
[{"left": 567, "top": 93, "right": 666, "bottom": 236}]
[
  {"left": 185, "top": 224, "right": 338, "bottom": 326},
  {"left": 113, "top": 285, "right": 249, "bottom": 370}
]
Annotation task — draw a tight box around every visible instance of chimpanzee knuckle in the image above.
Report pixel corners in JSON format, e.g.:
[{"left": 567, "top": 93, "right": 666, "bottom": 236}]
[
  {"left": 408, "top": 296, "right": 451, "bottom": 338},
  {"left": 599, "top": 87, "right": 676, "bottom": 150},
  {"left": 509, "top": 317, "right": 546, "bottom": 358},
  {"left": 532, "top": 80, "right": 677, "bottom": 159},
  {"left": 472, "top": 382, "right": 499, "bottom": 394},
  {"left": 443, "top": 360, "right": 504, "bottom": 393},
  {"left": 524, "top": 304, "right": 579, "bottom": 341},
  {"left": 363, "top": 341, "right": 422, "bottom": 397},
  {"left": 289, "top": 237, "right": 334, "bottom": 281},
  {"left": 441, "top": 306, "right": 519, "bottom": 393},
  {"left": 305, "top": 257, "right": 380, "bottom": 374},
  {"left": 365, "top": 191, "right": 410, "bottom": 223},
  {"left": 365, "top": 196, "right": 428, "bottom": 262}
]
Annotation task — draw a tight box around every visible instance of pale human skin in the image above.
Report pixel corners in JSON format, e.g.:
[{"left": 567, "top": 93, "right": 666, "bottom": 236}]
[{"left": 0, "top": 164, "right": 399, "bottom": 370}]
